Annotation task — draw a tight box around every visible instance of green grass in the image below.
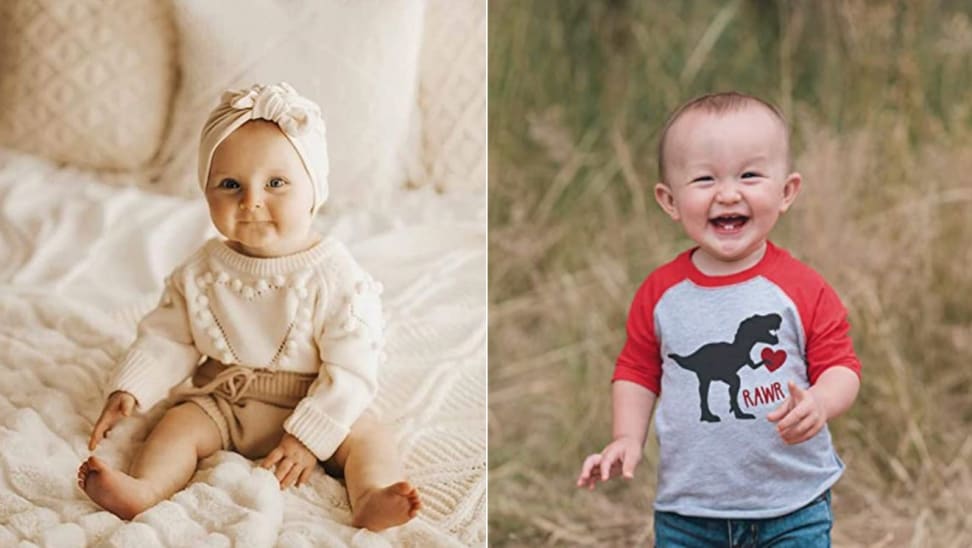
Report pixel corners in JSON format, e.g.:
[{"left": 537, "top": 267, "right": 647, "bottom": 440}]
[{"left": 489, "top": 1, "right": 972, "bottom": 545}]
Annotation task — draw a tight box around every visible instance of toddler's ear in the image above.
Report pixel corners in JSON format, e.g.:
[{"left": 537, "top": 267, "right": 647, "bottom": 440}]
[
  {"left": 779, "top": 172, "right": 802, "bottom": 213},
  {"left": 654, "top": 182, "right": 680, "bottom": 221}
]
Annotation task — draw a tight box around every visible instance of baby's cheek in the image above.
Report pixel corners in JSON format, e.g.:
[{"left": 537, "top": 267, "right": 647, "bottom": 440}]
[
  {"left": 208, "top": 205, "right": 234, "bottom": 229},
  {"left": 279, "top": 205, "right": 314, "bottom": 234}
]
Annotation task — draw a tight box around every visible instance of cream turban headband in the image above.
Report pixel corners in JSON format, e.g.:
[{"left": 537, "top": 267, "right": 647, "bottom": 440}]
[{"left": 199, "top": 82, "right": 329, "bottom": 212}]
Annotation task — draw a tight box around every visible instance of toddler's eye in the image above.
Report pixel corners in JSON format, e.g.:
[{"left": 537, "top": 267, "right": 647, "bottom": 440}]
[
  {"left": 218, "top": 178, "right": 240, "bottom": 189},
  {"left": 741, "top": 171, "right": 762, "bottom": 179},
  {"left": 267, "top": 177, "right": 287, "bottom": 189},
  {"left": 691, "top": 175, "right": 714, "bottom": 183}
]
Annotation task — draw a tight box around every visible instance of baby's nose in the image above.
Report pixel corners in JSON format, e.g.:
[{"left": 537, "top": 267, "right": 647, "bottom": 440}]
[{"left": 240, "top": 189, "right": 264, "bottom": 210}]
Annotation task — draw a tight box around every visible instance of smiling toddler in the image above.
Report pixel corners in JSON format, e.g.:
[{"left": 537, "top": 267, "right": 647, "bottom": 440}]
[{"left": 576, "top": 92, "right": 862, "bottom": 546}]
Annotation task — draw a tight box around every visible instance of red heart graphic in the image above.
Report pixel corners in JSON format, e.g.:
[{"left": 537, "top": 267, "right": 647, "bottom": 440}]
[{"left": 761, "top": 348, "right": 787, "bottom": 372}]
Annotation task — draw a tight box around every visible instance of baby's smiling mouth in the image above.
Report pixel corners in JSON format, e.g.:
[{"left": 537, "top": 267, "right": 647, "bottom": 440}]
[{"left": 709, "top": 214, "right": 749, "bottom": 233}]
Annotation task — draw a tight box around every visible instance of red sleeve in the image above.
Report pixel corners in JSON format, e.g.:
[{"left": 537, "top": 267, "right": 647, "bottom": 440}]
[
  {"left": 613, "top": 281, "right": 662, "bottom": 395},
  {"left": 805, "top": 283, "right": 861, "bottom": 383},
  {"left": 764, "top": 249, "right": 862, "bottom": 384}
]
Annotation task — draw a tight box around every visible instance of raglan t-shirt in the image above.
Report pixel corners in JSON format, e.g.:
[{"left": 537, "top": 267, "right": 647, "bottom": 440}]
[{"left": 613, "top": 241, "right": 861, "bottom": 519}]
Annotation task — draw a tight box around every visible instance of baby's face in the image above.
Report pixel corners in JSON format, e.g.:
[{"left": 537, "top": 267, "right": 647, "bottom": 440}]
[
  {"left": 655, "top": 106, "right": 801, "bottom": 273},
  {"left": 205, "top": 121, "right": 316, "bottom": 257}
]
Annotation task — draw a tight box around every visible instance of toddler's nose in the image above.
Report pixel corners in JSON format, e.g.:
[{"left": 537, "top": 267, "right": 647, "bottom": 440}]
[{"left": 715, "top": 181, "right": 742, "bottom": 203}]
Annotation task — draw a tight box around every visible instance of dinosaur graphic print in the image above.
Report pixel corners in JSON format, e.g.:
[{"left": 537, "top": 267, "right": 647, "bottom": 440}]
[{"left": 668, "top": 313, "right": 785, "bottom": 422}]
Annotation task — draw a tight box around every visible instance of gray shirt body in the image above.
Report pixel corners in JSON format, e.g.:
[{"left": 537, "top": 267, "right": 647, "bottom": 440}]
[{"left": 653, "top": 276, "right": 842, "bottom": 518}]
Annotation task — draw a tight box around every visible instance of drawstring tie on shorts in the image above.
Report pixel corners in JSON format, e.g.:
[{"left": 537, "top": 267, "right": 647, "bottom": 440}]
[{"left": 179, "top": 364, "right": 260, "bottom": 403}]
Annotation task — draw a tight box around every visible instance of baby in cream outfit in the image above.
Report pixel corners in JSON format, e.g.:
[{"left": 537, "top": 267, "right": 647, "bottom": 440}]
[{"left": 77, "top": 83, "right": 421, "bottom": 531}]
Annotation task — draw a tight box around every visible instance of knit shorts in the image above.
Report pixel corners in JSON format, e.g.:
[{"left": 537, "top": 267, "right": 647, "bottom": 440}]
[{"left": 177, "top": 358, "right": 317, "bottom": 460}]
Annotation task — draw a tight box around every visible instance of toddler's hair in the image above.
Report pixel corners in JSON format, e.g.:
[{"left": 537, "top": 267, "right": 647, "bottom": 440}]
[{"left": 657, "top": 92, "right": 790, "bottom": 181}]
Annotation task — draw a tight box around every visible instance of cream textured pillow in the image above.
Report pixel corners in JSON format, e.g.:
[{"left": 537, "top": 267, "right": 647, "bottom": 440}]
[
  {"left": 152, "top": 0, "right": 425, "bottom": 210},
  {"left": 0, "top": 0, "right": 175, "bottom": 171},
  {"left": 417, "top": 0, "right": 487, "bottom": 192}
]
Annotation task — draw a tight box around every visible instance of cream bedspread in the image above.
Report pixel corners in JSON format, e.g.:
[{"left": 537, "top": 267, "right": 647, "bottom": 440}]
[{"left": 0, "top": 148, "right": 486, "bottom": 547}]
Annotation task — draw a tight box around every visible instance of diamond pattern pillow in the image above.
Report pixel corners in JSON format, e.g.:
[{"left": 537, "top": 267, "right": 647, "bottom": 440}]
[
  {"left": 0, "top": 0, "right": 175, "bottom": 171},
  {"left": 417, "top": 0, "right": 486, "bottom": 192},
  {"left": 150, "top": 0, "right": 425, "bottom": 210}
]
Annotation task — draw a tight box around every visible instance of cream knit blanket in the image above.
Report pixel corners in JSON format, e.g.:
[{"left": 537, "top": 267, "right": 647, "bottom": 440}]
[{"left": 0, "top": 254, "right": 484, "bottom": 546}]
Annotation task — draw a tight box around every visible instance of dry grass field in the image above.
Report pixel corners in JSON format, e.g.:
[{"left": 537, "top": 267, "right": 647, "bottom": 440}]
[{"left": 488, "top": 1, "right": 972, "bottom": 545}]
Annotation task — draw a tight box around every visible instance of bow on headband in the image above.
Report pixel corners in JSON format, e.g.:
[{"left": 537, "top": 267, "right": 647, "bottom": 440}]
[{"left": 225, "top": 82, "right": 320, "bottom": 138}]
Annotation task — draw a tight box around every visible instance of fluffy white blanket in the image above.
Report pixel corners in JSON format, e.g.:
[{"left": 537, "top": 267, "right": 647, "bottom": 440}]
[{"left": 0, "top": 149, "right": 486, "bottom": 547}]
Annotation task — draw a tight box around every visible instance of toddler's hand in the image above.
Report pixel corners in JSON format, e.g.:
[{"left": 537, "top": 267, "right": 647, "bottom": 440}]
[
  {"left": 88, "top": 391, "right": 136, "bottom": 450},
  {"left": 767, "top": 381, "right": 827, "bottom": 445},
  {"left": 576, "top": 436, "right": 642, "bottom": 490},
  {"left": 261, "top": 432, "right": 317, "bottom": 489}
]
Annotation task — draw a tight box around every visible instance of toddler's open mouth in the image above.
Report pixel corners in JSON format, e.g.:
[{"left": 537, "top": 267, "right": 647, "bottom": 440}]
[{"left": 709, "top": 214, "right": 749, "bottom": 234}]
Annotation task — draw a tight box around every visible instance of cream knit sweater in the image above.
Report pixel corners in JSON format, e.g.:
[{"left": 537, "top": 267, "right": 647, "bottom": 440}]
[{"left": 107, "top": 236, "right": 385, "bottom": 461}]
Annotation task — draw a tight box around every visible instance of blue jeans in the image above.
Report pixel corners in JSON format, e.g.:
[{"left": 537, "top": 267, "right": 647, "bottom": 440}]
[{"left": 653, "top": 491, "right": 832, "bottom": 548}]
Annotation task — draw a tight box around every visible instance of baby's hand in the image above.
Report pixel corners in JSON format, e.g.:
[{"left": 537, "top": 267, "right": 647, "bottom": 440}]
[
  {"left": 767, "top": 381, "right": 827, "bottom": 444},
  {"left": 88, "top": 391, "right": 136, "bottom": 450},
  {"left": 261, "top": 433, "right": 317, "bottom": 489},
  {"left": 576, "top": 436, "right": 642, "bottom": 490}
]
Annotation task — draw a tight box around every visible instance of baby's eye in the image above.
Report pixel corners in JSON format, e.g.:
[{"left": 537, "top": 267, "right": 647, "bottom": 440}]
[
  {"left": 691, "top": 175, "right": 714, "bottom": 184},
  {"left": 218, "top": 178, "right": 240, "bottom": 189},
  {"left": 267, "top": 177, "right": 288, "bottom": 189},
  {"left": 741, "top": 171, "right": 763, "bottom": 179}
]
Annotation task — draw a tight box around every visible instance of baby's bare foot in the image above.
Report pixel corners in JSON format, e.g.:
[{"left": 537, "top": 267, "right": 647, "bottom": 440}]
[
  {"left": 351, "top": 481, "right": 422, "bottom": 531},
  {"left": 77, "top": 456, "right": 159, "bottom": 520}
]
